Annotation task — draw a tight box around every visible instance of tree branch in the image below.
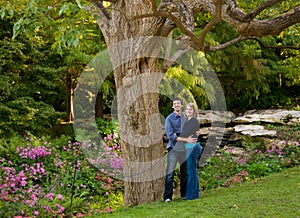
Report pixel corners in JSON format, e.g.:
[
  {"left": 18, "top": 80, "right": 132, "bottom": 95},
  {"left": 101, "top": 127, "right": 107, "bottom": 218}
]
[
  {"left": 236, "top": 6, "right": 300, "bottom": 36},
  {"left": 198, "top": 0, "right": 222, "bottom": 49},
  {"left": 249, "top": 37, "right": 300, "bottom": 50},
  {"left": 151, "top": 0, "right": 158, "bottom": 13},
  {"left": 134, "top": 1, "right": 199, "bottom": 44},
  {"left": 92, "top": 0, "right": 300, "bottom": 54},
  {"left": 205, "top": 36, "right": 245, "bottom": 52},
  {"left": 207, "top": 36, "right": 300, "bottom": 52},
  {"left": 161, "top": 31, "right": 174, "bottom": 73},
  {"left": 245, "top": 0, "right": 285, "bottom": 20},
  {"left": 93, "top": 1, "right": 112, "bottom": 19},
  {"left": 227, "top": 0, "right": 285, "bottom": 22}
]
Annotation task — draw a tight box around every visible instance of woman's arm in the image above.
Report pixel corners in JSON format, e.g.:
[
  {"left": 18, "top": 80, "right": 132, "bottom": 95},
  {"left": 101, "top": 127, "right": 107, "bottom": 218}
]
[{"left": 176, "top": 135, "right": 198, "bottom": 144}]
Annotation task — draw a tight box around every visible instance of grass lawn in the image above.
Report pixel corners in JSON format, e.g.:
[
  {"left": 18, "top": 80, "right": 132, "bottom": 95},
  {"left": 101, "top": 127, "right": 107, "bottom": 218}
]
[{"left": 99, "top": 166, "right": 300, "bottom": 218}]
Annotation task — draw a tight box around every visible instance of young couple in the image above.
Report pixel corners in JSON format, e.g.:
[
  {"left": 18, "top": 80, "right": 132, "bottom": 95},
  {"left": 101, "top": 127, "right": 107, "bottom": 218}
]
[{"left": 163, "top": 98, "right": 202, "bottom": 202}]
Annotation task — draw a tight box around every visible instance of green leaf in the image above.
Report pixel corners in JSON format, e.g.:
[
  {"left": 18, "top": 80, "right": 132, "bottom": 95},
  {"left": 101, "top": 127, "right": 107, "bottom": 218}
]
[
  {"left": 8, "top": 9, "right": 14, "bottom": 16},
  {"left": 59, "top": 4, "right": 68, "bottom": 17},
  {"left": 12, "top": 18, "right": 23, "bottom": 39},
  {"left": 75, "top": 0, "right": 83, "bottom": 9},
  {"left": 0, "top": 8, "right": 5, "bottom": 19}
]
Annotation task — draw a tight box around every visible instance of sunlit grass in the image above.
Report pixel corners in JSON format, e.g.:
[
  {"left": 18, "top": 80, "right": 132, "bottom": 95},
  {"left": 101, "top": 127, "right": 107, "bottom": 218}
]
[{"left": 100, "top": 166, "right": 300, "bottom": 218}]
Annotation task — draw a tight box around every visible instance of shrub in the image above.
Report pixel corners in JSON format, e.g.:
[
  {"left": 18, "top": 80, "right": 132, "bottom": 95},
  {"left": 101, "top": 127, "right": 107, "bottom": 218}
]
[
  {"left": 0, "top": 135, "right": 124, "bottom": 217},
  {"left": 96, "top": 118, "right": 119, "bottom": 138},
  {"left": 199, "top": 140, "right": 300, "bottom": 190}
]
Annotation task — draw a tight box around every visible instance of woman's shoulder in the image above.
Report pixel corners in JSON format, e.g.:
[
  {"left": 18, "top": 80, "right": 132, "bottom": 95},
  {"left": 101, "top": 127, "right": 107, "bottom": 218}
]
[{"left": 191, "top": 117, "right": 199, "bottom": 124}]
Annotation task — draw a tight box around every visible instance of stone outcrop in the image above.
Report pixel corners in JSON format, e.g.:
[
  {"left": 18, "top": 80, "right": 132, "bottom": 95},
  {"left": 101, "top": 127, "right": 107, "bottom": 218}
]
[
  {"left": 233, "top": 124, "right": 276, "bottom": 137},
  {"left": 233, "top": 109, "right": 300, "bottom": 125},
  {"left": 197, "top": 109, "right": 300, "bottom": 167}
]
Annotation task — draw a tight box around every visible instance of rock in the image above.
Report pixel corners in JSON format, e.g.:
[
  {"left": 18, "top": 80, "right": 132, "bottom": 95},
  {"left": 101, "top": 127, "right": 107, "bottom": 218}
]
[
  {"left": 223, "top": 145, "right": 245, "bottom": 156},
  {"left": 234, "top": 124, "right": 264, "bottom": 132},
  {"left": 198, "top": 127, "right": 210, "bottom": 135},
  {"left": 228, "top": 132, "right": 241, "bottom": 142},
  {"left": 233, "top": 109, "right": 300, "bottom": 125},
  {"left": 195, "top": 109, "right": 299, "bottom": 167},
  {"left": 233, "top": 124, "right": 276, "bottom": 137},
  {"left": 240, "top": 129, "right": 277, "bottom": 137},
  {"left": 197, "top": 110, "right": 236, "bottom": 125}
]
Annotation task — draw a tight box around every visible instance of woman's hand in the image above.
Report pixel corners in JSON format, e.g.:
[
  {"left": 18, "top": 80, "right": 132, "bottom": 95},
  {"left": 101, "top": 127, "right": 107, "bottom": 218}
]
[
  {"left": 177, "top": 135, "right": 198, "bottom": 144},
  {"left": 185, "top": 135, "right": 198, "bottom": 144}
]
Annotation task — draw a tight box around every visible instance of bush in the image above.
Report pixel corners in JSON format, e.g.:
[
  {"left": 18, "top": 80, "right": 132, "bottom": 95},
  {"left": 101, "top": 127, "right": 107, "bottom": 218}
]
[
  {"left": 199, "top": 140, "right": 300, "bottom": 190},
  {"left": 0, "top": 135, "right": 124, "bottom": 217},
  {"left": 96, "top": 118, "right": 119, "bottom": 138}
]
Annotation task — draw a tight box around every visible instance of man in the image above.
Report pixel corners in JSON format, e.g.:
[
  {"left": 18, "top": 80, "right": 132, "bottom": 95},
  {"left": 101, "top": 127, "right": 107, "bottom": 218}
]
[{"left": 163, "top": 98, "right": 197, "bottom": 202}]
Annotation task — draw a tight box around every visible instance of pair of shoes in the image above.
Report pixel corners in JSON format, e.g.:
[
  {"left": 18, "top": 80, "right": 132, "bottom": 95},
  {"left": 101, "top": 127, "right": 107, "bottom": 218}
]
[
  {"left": 181, "top": 197, "right": 187, "bottom": 200},
  {"left": 164, "top": 198, "right": 171, "bottom": 202}
]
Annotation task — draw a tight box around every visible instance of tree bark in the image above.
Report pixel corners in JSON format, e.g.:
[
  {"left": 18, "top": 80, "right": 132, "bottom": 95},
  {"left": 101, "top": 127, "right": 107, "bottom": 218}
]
[
  {"left": 114, "top": 59, "right": 166, "bottom": 206},
  {"left": 95, "top": 90, "right": 104, "bottom": 119},
  {"left": 95, "top": 0, "right": 167, "bottom": 206},
  {"left": 66, "top": 68, "right": 74, "bottom": 122}
]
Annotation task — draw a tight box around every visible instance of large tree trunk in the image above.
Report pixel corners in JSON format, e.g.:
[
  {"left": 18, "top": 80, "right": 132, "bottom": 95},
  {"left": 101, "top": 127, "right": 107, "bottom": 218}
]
[
  {"left": 95, "top": 1, "right": 167, "bottom": 205},
  {"left": 114, "top": 57, "right": 165, "bottom": 205}
]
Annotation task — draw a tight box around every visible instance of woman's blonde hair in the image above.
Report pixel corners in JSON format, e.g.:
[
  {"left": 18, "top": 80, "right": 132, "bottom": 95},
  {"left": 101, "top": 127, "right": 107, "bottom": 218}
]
[{"left": 186, "top": 102, "right": 198, "bottom": 117}]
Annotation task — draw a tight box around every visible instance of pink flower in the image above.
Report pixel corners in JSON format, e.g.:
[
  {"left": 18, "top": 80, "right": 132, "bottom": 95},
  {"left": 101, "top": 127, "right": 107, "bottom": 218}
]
[
  {"left": 46, "top": 193, "right": 55, "bottom": 201},
  {"left": 56, "top": 194, "right": 64, "bottom": 201},
  {"left": 107, "top": 177, "right": 113, "bottom": 183},
  {"left": 56, "top": 203, "right": 65, "bottom": 213}
]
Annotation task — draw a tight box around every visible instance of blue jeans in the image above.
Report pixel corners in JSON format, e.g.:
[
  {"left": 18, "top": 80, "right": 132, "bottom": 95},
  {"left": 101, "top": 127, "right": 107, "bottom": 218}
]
[
  {"left": 185, "top": 143, "right": 202, "bottom": 200},
  {"left": 163, "top": 149, "right": 187, "bottom": 201}
]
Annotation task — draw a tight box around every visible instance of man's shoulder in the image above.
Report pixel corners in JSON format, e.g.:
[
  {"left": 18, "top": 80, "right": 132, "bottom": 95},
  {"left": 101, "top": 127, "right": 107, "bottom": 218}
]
[{"left": 166, "top": 112, "right": 175, "bottom": 119}]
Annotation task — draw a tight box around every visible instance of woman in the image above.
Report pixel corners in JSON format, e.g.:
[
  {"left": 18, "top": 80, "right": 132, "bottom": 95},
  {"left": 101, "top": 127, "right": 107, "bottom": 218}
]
[{"left": 176, "top": 102, "right": 202, "bottom": 200}]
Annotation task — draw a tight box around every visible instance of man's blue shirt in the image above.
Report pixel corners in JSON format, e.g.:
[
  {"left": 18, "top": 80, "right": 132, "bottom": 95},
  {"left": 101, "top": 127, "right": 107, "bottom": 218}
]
[{"left": 165, "top": 112, "right": 186, "bottom": 149}]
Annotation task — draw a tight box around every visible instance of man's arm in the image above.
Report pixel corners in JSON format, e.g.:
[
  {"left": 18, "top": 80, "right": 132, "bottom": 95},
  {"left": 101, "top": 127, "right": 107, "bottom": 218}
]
[{"left": 165, "top": 118, "right": 177, "bottom": 143}]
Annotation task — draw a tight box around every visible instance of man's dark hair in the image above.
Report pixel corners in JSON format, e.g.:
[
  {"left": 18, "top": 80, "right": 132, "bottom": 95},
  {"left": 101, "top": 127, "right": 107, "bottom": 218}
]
[{"left": 172, "top": 97, "right": 183, "bottom": 104}]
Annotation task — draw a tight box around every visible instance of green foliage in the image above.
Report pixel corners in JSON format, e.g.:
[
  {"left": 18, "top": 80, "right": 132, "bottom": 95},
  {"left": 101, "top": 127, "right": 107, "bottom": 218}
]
[
  {"left": 247, "top": 162, "right": 272, "bottom": 178},
  {"left": 0, "top": 133, "right": 24, "bottom": 154},
  {"left": 0, "top": 40, "right": 66, "bottom": 137},
  {"left": 204, "top": 21, "right": 300, "bottom": 111},
  {"left": 199, "top": 140, "right": 299, "bottom": 191},
  {"left": 191, "top": 0, "right": 300, "bottom": 112},
  {"left": 159, "top": 53, "right": 215, "bottom": 112},
  {"left": 96, "top": 118, "right": 119, "bottom": 138},
  {"left": 280, "top": 49, "right": 300, "bottom": 86},
  {"left": 0, "top": 0, "right": 111, "bottom": 140},
  {"left": 3, "top": 0, "right": 104, "bottom": 55},
  {"left": 236, "top": 0, "right": 299, "bottom": 18}
]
